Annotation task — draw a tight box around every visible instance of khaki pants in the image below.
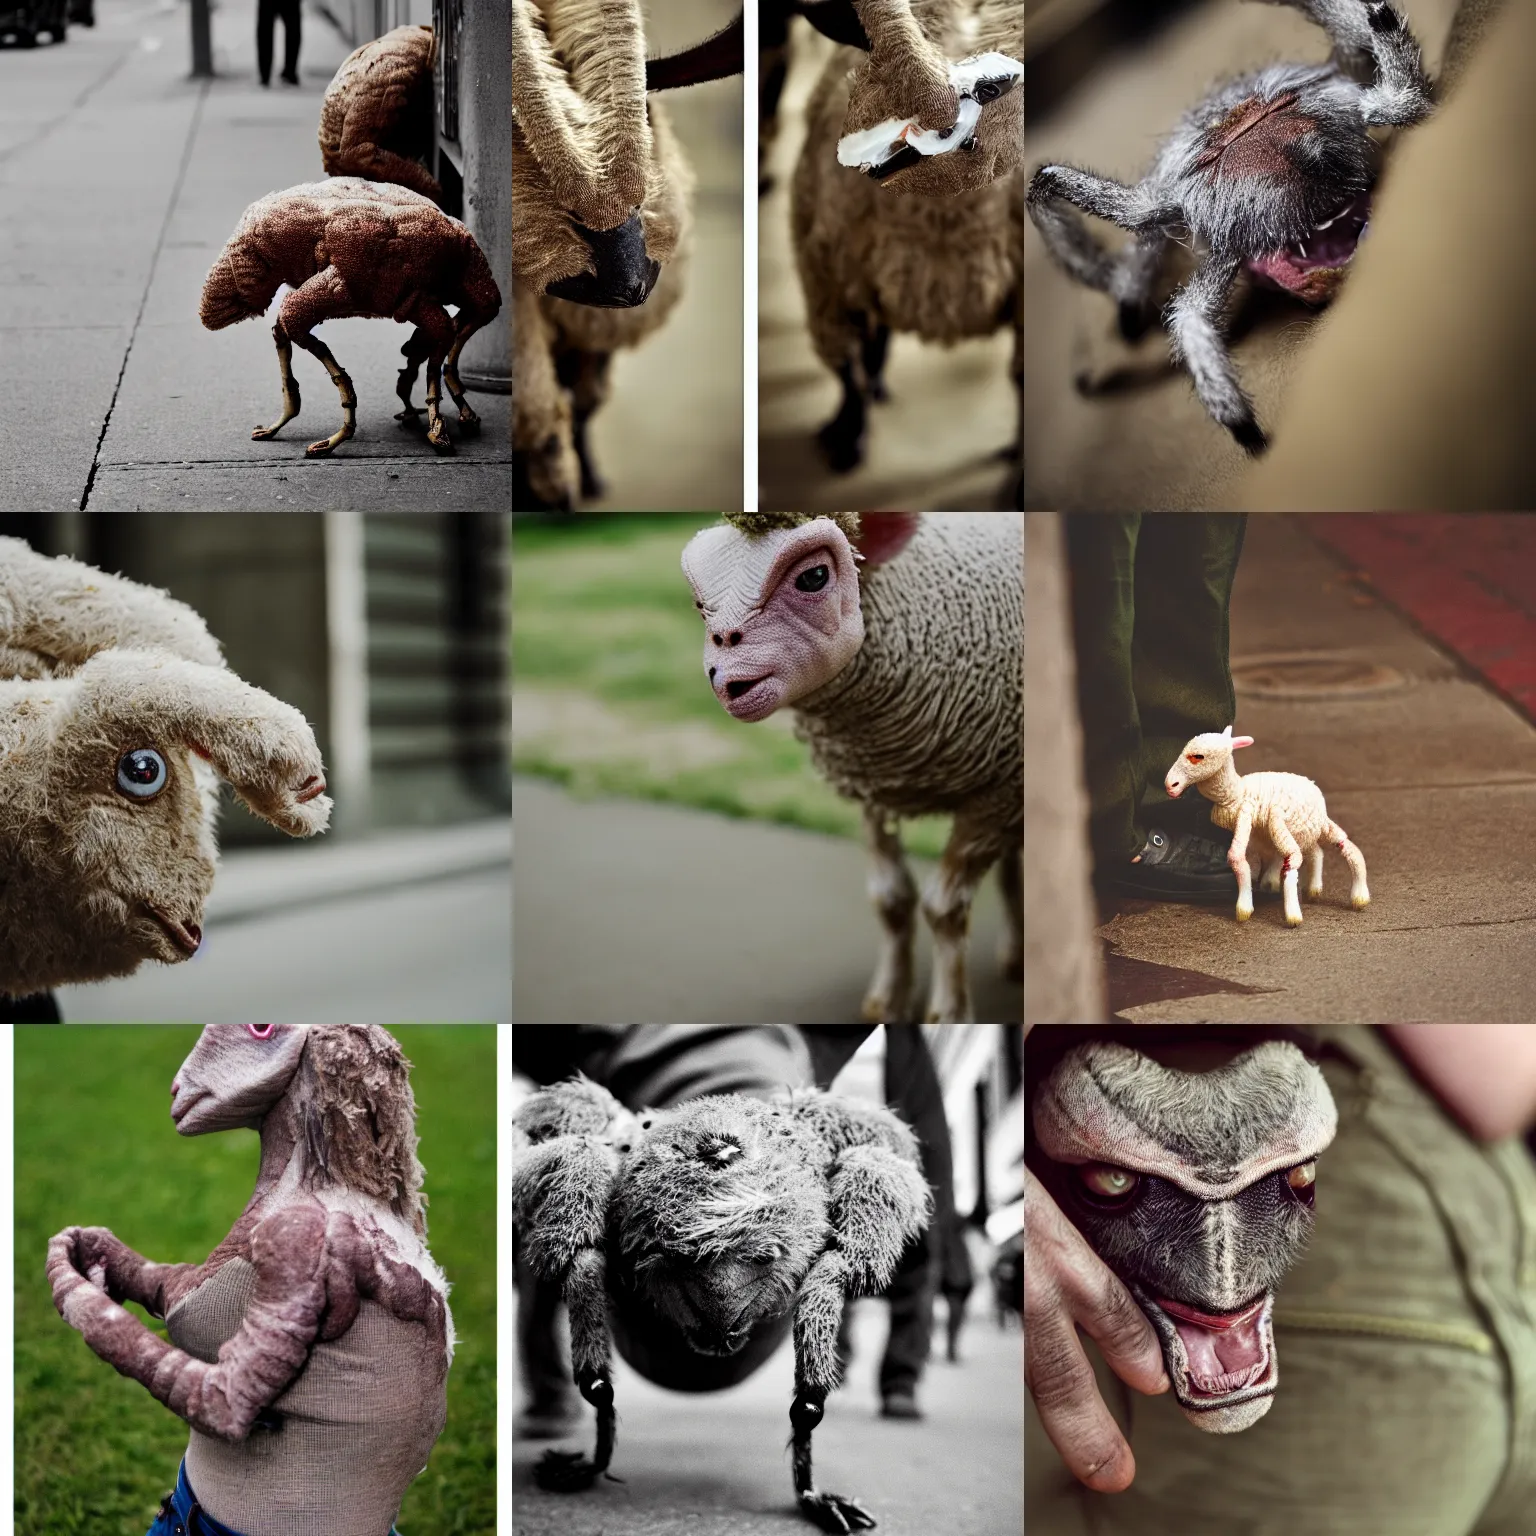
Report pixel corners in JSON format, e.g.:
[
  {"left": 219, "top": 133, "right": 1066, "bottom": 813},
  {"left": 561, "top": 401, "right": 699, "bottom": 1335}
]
[{"left": 1027, "top": 1027, "right": 1536, "bottom": 1536}]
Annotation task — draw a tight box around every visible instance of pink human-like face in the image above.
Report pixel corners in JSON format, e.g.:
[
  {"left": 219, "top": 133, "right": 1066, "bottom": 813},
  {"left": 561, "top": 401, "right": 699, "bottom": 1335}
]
[
  {"left": 170, "top": 1024, "right": 308, "bottom": 1135},
  {"left": 680, "top": 519, "right": 866, "bottom": 722}
]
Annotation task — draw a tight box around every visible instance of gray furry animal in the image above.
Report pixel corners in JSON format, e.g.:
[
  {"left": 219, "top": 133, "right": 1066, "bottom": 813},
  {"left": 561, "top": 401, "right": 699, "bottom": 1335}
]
[
  {"left": 0, "top": 538, "right": 331, "bottom": 996},
  {"left": 790, "top": 0, "right": 1023, "bottom": 483},
  {"left": 512, "top": 1074, "right": 931, "bottom": 1533},
  {"left": 681, "top": 512, "right": 1022, "bottom": 1024},
  {"left": 513, "top": 1, "right": 742, "bottom": 509},
  {"left": 319, "top": 24, "right": 441, "bottom": 205},
  {"left": 48, "top": 1026, "right": 452, "bottom": 1536},
  {"left": 1026, "top": 0, "right": 1433, "bottom": 453},
  {"left": 1029, "top": 1040, "right": 1337, "bottom": 1432}
]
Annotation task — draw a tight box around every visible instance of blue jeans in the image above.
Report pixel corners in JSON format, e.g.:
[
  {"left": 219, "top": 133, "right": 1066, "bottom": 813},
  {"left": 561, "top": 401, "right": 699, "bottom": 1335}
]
[{"left": 147, "top": 1462, "right": 404, "bottom": 1536}]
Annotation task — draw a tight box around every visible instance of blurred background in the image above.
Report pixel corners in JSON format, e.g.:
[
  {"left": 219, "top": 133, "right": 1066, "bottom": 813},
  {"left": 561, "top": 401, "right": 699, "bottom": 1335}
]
[
  {"left": 525, "top": 0, "right": 743, "bottom": 513},
  {"left": 3, "top": 512, "right": 510, "bottom": 1022},
  {"left": 15, "top": 1024, "right": 495, "bottom": 1536},
  {"left": 511, "top": 1022, "right": 1023, "bottom": 1536},
  {"left": 758, "top": 19, "right": 1019, "bottom": 513},
  {"left": 1024, "top": 0, "right": 1531, "bottom": 510},
  {"left": 511, "top": 513, "right": 1018, "bottom": 1023}
]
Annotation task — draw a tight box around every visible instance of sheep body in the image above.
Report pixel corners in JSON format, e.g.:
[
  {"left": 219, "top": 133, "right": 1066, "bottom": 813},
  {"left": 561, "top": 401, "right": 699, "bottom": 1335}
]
[
  {"left": 201, "top": 178, "right": 502, "bottom": 457},
  {"left": 0, "top": 539, "right": 331, "bottom": 995},
  {"left": 319, "top": 24, "right": 441, "bottom": 204},
  {"left": 1166, "top": 726, "right": 1369, "bottom": 925}
]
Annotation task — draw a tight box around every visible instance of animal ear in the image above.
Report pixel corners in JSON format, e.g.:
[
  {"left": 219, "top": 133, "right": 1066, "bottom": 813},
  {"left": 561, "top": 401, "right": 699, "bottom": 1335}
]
[
  {"left": 1232, "top": 736, "right": 1255, "bottom": 750},
  {"left": 853, "top": 512, "right": 921, "bottom": 568}
]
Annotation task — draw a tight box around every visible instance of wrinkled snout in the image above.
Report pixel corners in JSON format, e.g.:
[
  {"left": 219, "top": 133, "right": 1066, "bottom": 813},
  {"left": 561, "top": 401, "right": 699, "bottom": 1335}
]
[
  {"left": 705, "top": 635, "right": 787, "bottom": 722},
  {"left": 544, "top": 213, "right": 660, "bottom": 308}
]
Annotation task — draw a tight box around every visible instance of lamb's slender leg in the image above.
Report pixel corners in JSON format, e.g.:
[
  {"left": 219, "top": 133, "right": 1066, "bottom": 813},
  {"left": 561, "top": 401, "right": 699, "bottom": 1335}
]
[
  {"left": 1166, "top": 254, "right": 1266, "bottom": 453},
  {"left": 792, "top": 1250, "right": 876, "bottom": 1533},
  {"left": 922, "top": 811, "right": 1005, "bottom": 1023},
  {"left": 556, "top": 347, "right": 613, "bottom": 502},
  {"left": 1306, "top": 844, "right": 1325, "bottom": 900},
  {"left": 1259, "top": 857, "right": 1284, "bottom": 894},
  {"left": 861, "top": 804, "right": 917, "bottom": 1025},
  {"left": 861, "top": 320, "right": 891, "bottom": 403},
  {"left": 818, "top": 359, "right": 868, "bottom": 474},
  {"left": 1267, "top": 818, "right": 1305, "bottom": 927},
  {"left": 1228, "top": 806, "right": 1256, "bottom": 921},
  {"left": 998, "top": 845, "right": 1022, "bottom": 982},
  {"left": 251, "top": 318, "right": 302, "bottom": 440},
  {"left": 1323, "top": 818, "right": 1370, "bottom": 909}
]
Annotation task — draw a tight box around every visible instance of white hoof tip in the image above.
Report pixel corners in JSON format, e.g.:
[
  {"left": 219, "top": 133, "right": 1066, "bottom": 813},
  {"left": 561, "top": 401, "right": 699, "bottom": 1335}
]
[
  {"left": 1352, "top": 896, "right": 1370, "bottom": 910},
  {"left": 1286, "top": 914, "right": 1304, "bottom": 927},
  {"left": 1235, "top": 907, "right": 1253, "bottom": 922}
]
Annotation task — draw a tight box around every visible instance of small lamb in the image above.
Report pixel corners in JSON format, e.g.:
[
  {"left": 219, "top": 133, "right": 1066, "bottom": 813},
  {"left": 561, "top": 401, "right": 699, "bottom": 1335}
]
[{"left": 1165, "top": 725, "right": 1369, "bottom": 926}]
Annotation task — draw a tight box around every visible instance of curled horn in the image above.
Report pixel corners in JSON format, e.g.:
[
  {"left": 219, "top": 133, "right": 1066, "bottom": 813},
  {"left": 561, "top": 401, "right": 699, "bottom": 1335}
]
[{"left": 645, "top": 10, "right": 746, "bottom": 91}]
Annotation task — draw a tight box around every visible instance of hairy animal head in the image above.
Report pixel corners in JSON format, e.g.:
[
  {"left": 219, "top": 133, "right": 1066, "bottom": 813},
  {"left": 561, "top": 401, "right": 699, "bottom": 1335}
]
[
  {"left": 173, "top": 1025, "right": 429, "bottom": 1234},
  {"left": 513, "top": 0, "right": 732, "bottom": 305},
  {"left": 613, "top": 1095, "right": 831, "bottom": 1357},
  {"left": 1165, "top": 724, "right": 1254, "bottom": 798},
  {"left": 680, "top": 512, "right": 920, "bottom": 721},
  {"left": 1032, "top": 1041, "right": 1337, "bottom": 1432},
  {"left": 807, "top": 0, "right": 1023, "bottom": 197}
]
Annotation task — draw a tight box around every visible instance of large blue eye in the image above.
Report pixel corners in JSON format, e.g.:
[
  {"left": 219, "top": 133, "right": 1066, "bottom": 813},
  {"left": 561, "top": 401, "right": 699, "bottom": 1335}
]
[{"left": 116, "top": 748, "right": 168, "bottom": 800}]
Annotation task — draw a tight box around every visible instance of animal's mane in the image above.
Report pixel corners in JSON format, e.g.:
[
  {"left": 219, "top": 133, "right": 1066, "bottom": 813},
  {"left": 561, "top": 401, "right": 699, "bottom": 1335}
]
[{"left": 292, "top": 1026, "right": 428, "bottom": 1237}]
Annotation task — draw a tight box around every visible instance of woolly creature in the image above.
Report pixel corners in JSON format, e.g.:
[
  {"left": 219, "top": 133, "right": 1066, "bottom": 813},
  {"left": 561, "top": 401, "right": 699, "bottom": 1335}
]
[
  {"left": 789, "top": 0, "right": 1023, "bottom": 479},
  {"left": 319, "top": 24, "right": 442, "bottom": 205},
  {"left": 0, "top": 538, "right": 331, "bottom": 997},
  {"left": 513, "top": 1, "right": 741, "bottom": 509},
  {"left": 1166, "top": 724, "right": 1370, "bottom": 925},
  {"left": 1026, "top": 0, "right": 1433, "bottom": 453},
  {"left": 47, "top": 1025, "right": 453, "bottom": 1536},
  {"left": 682, "top": 512, "right": 1022, "bottom": 1023},
  {"left": 200, "top": 178, "right": 503, "bottom": 458},
  {"left": 1030, "top": 1039, "right": 1337, "bottom": 1432},
  {"left": 513, "top": 1074, "right": 931, "bottom": 1533}
]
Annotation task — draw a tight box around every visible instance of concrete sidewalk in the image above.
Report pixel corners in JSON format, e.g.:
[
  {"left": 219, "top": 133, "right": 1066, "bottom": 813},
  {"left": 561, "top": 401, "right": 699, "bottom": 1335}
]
[
  {"left": 0, "top": 0, "right": 508, "bottom": 511},
  {"left": 56, "top": 818, "right": 511, "bottom": 1023},
  {"left": 512, "top": 776, "right": 1022, "bottom": 1025},
  {"left": 1096, "top": 515, "right": 1536, "bottom": 1022}
]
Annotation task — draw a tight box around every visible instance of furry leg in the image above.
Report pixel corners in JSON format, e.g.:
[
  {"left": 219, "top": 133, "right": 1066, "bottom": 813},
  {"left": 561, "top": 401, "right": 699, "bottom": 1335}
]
[
  {"left": 1306, "top": 844, "right": 1325, "bottom": 900},
  {"left": 1358, "top": 2, "right": 1433, "bottom": 125},
  {"left": 861, "top": 805, "right": 917, "bottom": 1024},
  {"left": 535, "top": 1247, "right": 619, "bottom": 1492},
  {"left": 1268, "top": 821, "right": 1305, "bottom": 926},
  {"left": 1026, "top": 165, "right": 1152, "bottom": 291},
  {"left": 1324, "top": 818, "right": 1370, "bottom": 909},
  {"left": 1110, "top": 231, "right": 1170, "bottom": 341},
  {"left": 1259, "top": 857, "right": 1284, "bottom": 894},
  {"left": 1229, "top": 807, "right": 1255, "bottom": 921},
  {"left": 1166, "top": 254, "right": 1266, "bottom": 453},
  {"left": 818, "top": 359, "right": 869, "bottom": 474}
]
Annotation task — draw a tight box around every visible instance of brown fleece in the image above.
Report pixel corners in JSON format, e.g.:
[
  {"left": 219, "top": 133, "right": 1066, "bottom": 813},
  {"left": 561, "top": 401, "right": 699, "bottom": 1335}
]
[{"left": 319, "top": 25, "right": 442, "bottom": 205}]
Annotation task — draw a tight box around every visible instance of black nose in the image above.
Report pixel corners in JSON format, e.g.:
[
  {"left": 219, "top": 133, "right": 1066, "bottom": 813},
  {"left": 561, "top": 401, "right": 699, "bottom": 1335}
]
[{"left": 544, "top": 213, "right": 662, "bottom": 308}]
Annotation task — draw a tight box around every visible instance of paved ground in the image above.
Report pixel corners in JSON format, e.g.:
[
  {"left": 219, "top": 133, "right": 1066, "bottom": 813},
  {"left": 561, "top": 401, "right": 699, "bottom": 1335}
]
[
  {"left": 511, "top": 776, "right": 1022, "bottom": 1025},
  {"left": 0, "top": 0, "right": 508, "bottom": 511},
  {"left": 56, "top": 819, "right": 511, "bottom": 1022},
  {"left": 1096, "top": 514, "right": 1536, "bottom": 1022},
  {"left": 512, "top": 1295, "right": 1024, "bottom": 1536}
]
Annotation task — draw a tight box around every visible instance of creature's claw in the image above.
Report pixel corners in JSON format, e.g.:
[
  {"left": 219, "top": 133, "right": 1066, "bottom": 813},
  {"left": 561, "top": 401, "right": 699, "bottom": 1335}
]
[
  {"left": 456, "top": 404, "right": 482, "bottom": 436},
  {"left": 534, "top": 1448, "right": 622, "bottom": 1493},
  {"left": 251, "top": 424, "right": 284, "bottom": 441},
  {"left": 799, "top": 1491, "right": 878, "bottom": 1533},
  {"left": 1366, "top": 2, "right": 1403, "bottom": 34},
  {"left": 427, "top": 418, "right": 456, "bottom": 455},
  {"left": 304, "top": 438, "right": 338, "bottom": 457}
]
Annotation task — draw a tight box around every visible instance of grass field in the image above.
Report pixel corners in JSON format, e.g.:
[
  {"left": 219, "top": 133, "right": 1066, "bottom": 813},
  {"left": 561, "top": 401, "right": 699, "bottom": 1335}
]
[
  {"left": 14, "top": 1026, "right": 496, "bottom": 1536},
  {"left": 512, "top": 514, "right": 949, "bottom": 858}
]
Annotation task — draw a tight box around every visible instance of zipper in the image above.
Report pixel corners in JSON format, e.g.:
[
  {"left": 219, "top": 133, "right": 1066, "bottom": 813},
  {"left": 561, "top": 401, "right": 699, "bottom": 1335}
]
[{"left": 1273, "top": 1308, "right": 1495, "bottom": 1355}]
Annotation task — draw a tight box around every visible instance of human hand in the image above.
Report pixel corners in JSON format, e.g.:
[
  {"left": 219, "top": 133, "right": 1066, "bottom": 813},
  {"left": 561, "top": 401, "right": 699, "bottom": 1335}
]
[{"left": 1025, "top": 1165, "right": 1170, "bottom": 1492}]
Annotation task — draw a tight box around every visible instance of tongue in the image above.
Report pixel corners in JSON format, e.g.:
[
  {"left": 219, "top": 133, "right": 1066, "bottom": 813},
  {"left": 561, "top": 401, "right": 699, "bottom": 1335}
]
[{"left": 1159, "top": 1297, "right": 1268, "bottom": 1395}]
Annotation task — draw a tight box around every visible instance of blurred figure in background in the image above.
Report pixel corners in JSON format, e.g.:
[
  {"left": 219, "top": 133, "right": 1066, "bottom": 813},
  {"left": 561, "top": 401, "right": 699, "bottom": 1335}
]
[{"left": 258, "top": 0, "right": 302, "bottom": 87}]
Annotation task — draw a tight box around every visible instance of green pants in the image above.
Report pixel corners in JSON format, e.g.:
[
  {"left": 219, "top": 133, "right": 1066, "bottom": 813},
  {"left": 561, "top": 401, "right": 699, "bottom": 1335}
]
[
  {"left": 1064, "top": 513, "right": 1247, "bottom": 868},
  {"left": 1027, "top": 1026, "right": 1536, "bottom": 1536}
]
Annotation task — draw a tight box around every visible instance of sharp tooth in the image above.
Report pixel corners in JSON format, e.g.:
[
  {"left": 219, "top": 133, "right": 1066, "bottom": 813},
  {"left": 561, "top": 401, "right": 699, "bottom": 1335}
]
[{"left": 1296, "top": 241, "right": 1308, "bottom": 258}]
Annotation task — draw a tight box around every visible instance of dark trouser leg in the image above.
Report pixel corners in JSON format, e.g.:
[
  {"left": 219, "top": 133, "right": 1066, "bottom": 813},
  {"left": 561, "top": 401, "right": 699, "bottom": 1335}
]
[
  {"left": 1066, "top": 513, "right": 1145, "bottom": 868},
  {"left": 281, "top": 0, "right": 301, "bottom": 79},
  {"left": 256, "top": 0, "right": 275, "bottom": 83},
  {"left": 1130, "top": 514, "right": 1247, "bottom": 811},
  {"left": 878, "top": 1227, "right": 937, "bottom": 1398}
]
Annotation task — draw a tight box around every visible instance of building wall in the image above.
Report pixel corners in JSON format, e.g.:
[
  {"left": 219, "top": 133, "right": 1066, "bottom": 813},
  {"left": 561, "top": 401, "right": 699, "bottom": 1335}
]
[{"left": 317, "top": 0, "right": 431, "bottom": 47}]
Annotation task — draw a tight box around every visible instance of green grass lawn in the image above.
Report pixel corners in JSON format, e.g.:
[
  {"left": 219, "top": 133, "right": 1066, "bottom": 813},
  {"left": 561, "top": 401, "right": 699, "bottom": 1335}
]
[
  {"left": 512, "top": 513, "right": 948, "bottom": 858},
  {"left": 14, "top": 1026, "right": 495, "bottom": 1536}
]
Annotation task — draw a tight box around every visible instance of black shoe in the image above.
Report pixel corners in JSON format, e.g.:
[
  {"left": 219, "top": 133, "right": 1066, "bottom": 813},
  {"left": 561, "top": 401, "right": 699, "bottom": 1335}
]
[
  {"left": 1097, "top": 823, "right": 1238, "bottom": 902},
  {"left": 280, "top": 70, "right": 300, "bottom": 85},
  {"left": 881, "top": 1391, "right": 923, "bottom": 1420}
]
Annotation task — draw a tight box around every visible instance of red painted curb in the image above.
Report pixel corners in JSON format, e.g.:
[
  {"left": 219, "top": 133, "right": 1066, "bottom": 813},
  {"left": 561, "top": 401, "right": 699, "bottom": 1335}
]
[{"left": 1307, "top": 515, "right": 1536, "bottom": 723}]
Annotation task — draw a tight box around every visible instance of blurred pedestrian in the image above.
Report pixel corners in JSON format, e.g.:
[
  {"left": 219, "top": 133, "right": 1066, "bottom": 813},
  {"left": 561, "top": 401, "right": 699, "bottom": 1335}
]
[
  {"left": 1066, "top": 514, "right": 1248, "bottom": 903},
  {"left": 257, "top": 0, "right": 302, "bottom": 88}
]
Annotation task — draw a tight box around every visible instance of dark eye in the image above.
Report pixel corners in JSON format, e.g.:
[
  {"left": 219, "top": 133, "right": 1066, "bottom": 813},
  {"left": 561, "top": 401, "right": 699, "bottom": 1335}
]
[
  {"left": 795, "top": 565, "right": 829, "bottom": 592},
  {"left": 116, "top": 748, "right": 168, "bottom": 800},
  {"left": 1286, "top": 1162, "right": 1316, "bottom": 1206},
  {"left": 1077, "top": 1164, "right": 1139, "bottom": 1200}
]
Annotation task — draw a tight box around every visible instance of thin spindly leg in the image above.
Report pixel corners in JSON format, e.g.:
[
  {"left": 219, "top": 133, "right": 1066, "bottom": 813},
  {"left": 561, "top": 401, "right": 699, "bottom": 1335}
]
[
  {"left": 290, "top": 333, "right": 356, "bottom": 457},
  {"left": 251, "top": 319, "right": 302, "bottom": 440},
  {"left": 1306, "top": 844, "right": 1325, "bottom": 900},
  {"left": 1026, "top": 164, "right": 1167, "bottom": 292},
  {"left": 860, "top": 804, "right": 917, "bottom": 1025},
  {"left": 1166, "top": 253, "right": 1267, "bottom": 453},
  {"left": 442, "top": 322, "right": 486, "bottom": 435},
  {"left": 1358, "top": 2, "right": 1433, "bottom": 125},
  {"left": 921, "top": 809, "right": 1007, "bottom": 1024},
  {"left": 395, "top": 326, "right": 431, "bottom": 427},
  {"left": 1229, "top": 806, "right": 1256, "bottom": 921},
  {"left": 1111, "top": 231, "right": 1170, "bottom": 341}
]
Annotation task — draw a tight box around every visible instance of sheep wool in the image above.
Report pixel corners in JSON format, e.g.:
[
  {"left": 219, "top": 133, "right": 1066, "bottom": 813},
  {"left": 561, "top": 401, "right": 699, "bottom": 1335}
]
[
  {"left": 0, "top": 538, "right": 332, "bottom": 995},
  {"left": 319, "top": 24, "right": 441, "bottom": 204},
  {"left": 47, "top": 1026, "right": 452, "bottom": 1536}
]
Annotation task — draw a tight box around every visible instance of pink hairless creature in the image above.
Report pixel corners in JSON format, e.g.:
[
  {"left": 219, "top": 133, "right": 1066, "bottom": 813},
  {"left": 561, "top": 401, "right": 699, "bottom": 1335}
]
[{"left": 47, "top": 1025, "right": 452, "bottom": 1536}]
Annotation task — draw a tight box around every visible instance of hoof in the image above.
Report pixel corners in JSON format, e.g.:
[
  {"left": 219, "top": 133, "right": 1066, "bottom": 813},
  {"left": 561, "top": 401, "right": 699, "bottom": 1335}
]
[
  {"left": 304, "top": 440, "right": 337, "bottom": 457},
  {"left": 1306, "top": 886, "right": 1324, "bottom": 901},
  {"left": 251, "top": 425, "right": 281, "bottom": 440},
  {"left": 427, "top": 421, "right": 455, "bottom": 455},
  {"left": 1352, "top": 894, "right": 1371, "bottom": 910},
  {"left": 860, "top": 993, "right": 907, "bottom": 1025},
  {"left": 1235, "top": 905, "right": 1253, "bottom": 922},
  {"left": 457, "top": 412, "right": 482, "bottom": 437},
  {"left": 816, "top": 421, "right": 865, "bottom": 474},
  {"left": 1285, "top": 913, "right": 1304, "bottom": 928}
]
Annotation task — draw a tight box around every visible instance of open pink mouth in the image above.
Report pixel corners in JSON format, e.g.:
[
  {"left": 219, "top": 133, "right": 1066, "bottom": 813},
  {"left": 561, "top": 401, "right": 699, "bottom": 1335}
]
[
  {"left": 1247, "top": 194, "right": 1370, "bottom": 303},
  {"left": 145, "top": 904, "right": 202, "bottom": 957},
  {"left": 295, "top": 776, "right": 327, "bottom": 805},
  {"left": 1157, "top": 1295, "right": 1271, "bottom": 1398}
]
